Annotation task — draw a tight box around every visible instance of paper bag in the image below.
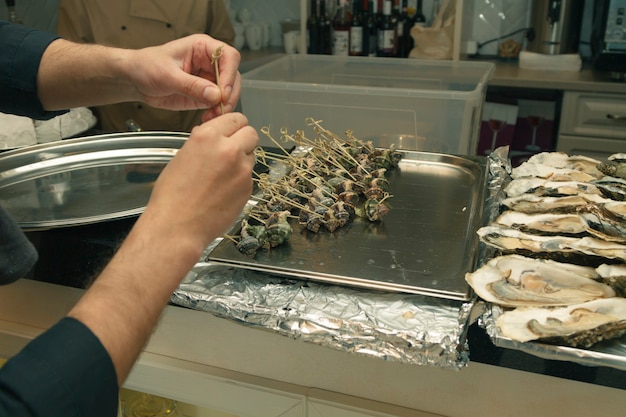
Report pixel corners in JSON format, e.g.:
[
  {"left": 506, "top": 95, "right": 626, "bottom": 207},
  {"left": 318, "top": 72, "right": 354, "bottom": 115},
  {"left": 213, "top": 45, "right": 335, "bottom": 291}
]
[{"left": 409, "top": 0, "right": 456, "bottom": 60}]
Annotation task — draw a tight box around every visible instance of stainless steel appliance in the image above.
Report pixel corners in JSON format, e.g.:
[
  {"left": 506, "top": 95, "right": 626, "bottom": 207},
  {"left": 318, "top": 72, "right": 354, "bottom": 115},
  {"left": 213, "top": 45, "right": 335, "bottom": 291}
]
[
  {"left": 527, "top": 0, "right": 584, "bottom": 55},
  {"left": 591, "top": 0, "right": 626, "bottom": 78}
]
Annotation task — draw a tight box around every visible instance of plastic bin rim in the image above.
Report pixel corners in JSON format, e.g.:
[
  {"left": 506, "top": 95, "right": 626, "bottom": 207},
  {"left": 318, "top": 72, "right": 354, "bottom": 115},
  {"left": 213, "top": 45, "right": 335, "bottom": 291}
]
[
  {"left": 240, "top": 80, "right": 490, "bottom": 99},
  {"left": 243, "top": 54, "right": 496, "bottom": 72},
  {"left": 241, "top": 56, "right": 495, "bottom": 97}
]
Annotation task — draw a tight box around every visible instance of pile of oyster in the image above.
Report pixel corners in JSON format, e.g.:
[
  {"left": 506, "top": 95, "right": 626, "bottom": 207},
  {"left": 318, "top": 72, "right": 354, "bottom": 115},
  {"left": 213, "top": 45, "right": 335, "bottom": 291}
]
[{"left": 466, "top": 152, "right": 626, "bottom": 348}]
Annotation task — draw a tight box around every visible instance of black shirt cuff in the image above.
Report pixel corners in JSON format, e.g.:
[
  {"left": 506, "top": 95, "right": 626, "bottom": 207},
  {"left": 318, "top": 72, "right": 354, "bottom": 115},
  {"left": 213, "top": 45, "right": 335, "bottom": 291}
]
[
  {"left": 0, "top": 317, "right": 119, "bottom": 417},
  {"left": 0, "top": 22, "right": 67, "bottom": 120}
]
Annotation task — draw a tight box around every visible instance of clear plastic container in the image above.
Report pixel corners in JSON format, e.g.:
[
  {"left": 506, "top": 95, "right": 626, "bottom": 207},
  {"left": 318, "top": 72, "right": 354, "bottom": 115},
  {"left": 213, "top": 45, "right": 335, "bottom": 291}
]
[{"left": 241, "top": 55, "right": 494, "bottom": 155}]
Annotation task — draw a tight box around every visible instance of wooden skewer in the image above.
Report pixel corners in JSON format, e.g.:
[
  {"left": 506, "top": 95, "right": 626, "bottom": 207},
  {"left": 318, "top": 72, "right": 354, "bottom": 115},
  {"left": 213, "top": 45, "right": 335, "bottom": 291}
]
[
  {"left": 260, "top": 126, "right": 295, "bottom": 157},
  {"left": 222, "top": 234, "right": 240, "bottom": 244},
  {"left": 211, "top": 45, "right": 225, "bottom": 115}
]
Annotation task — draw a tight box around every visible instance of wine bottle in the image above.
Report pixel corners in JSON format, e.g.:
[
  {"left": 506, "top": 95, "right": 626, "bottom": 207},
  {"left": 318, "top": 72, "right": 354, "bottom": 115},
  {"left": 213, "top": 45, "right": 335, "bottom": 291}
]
[
  {"left": 396, "top": 0, "right": 412, "bottom": 57},
  {"left": 332, "top": 0, "right": 350, "bottom": 55},
  {"left": 375, "top": 0, "right": 383, "bottom": 27},
  {"left": 307, "top": 0, "right": 320, "bottom": 54},
  {"left": 364, "top": 0, "right": 378, "bottom": 57},
  {"left": 391, "top": 0, "right": 400, "bottom": 56},
  {"left": 318, "top": 0, "right": 332, "bottom": 54},
  {"left": 349, "top": 0, "right": 364, "bottom": 56},
  {"left": 377, "top": 0, "right": 396, "bottom": 57},
  {"left": 391, "top": 0, "right": 400, "bottom": 26},
  {"left": 412, "top": 0, "right": 426, "bottom": 28}
]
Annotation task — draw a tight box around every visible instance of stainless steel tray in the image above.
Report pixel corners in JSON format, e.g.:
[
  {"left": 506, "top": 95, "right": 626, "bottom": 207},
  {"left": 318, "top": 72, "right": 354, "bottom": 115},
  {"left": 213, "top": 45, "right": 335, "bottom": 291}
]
[
  {"left": 208, "top": 150, "right": 489, "bottom": 301},
  {"left": 0, "top": 132, "right": 188, "bottom": 230}
]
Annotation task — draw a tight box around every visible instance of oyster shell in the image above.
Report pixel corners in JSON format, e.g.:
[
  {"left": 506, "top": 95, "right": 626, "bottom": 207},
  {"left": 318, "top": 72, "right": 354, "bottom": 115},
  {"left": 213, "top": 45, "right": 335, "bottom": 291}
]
[
  {"left": 523, "top": 152, "right": 571, "bottom": 166},
  {"left": 465, "top": 255, "right": 614, "bottom": 307},
  {"left": 504, "top": 179, "right": 602, "bottom": 198},
  {"left": 477, "top": 224, "right": 626, "bottom": 263},
  {"left": 567, "top": 155, "right": 606, "bottom": 178},
  {"left": 597, "top": 263, "right": 626, "bottom": 297},
  {"left": 598, "top": 153, "right": 626, "bottom": 180},
  {"left": 495, "top": 211, "right": 589, "bottom": 235},
  {"left": 602, "top": 201, "right": 626, "bottom": 221},
  {"left": 512, "top": 165, "right": 598, "bottom": 182},
  {"left": 494, "top": 210, "right": 626, "bottom": 243},
  {"left": 514, "top": 152, "right": 604, "bottom": 179},
  {"left": 592, "top": 176, "right": 626, "bottom": 201},
  {"left": 495, "top": 298, "right": 626, "bottom": 348},
  {"left": 598, "top": 162, "right": 626, "bottom": 180},
  {"left": 501, "top": 193, "right": 613, "bottom": 214}
]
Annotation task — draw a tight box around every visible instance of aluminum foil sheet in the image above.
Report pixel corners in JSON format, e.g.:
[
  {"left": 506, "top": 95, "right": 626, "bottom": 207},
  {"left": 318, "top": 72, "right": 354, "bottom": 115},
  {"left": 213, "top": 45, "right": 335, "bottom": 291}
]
[
  {"left": 480, "top": 146, "right": 511, "bottom": 261},
  {"left": 169, "top": 148, "right": 508, "bottom": 369},
  {"left": 172, "top": 256, "right": 473, "bottom": 368}
]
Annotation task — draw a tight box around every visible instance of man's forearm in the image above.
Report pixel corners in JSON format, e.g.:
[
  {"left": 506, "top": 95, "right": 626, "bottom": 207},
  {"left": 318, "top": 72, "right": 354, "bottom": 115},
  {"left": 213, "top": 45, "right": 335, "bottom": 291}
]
[
  {"left": 67, "top": 211, "right": 205, "bottom": 384},
  {"left": 37, "top": 39, "right": 138, "bottom": 111}
]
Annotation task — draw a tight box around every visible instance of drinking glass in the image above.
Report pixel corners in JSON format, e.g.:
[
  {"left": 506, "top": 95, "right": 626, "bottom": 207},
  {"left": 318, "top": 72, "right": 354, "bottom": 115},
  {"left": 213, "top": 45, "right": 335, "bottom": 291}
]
[
  {"left": 485, "top": 119, "right": 506, "bottom": 155},
  {"left": 525, "top": 115, "right": 545, "bottom": 151}
]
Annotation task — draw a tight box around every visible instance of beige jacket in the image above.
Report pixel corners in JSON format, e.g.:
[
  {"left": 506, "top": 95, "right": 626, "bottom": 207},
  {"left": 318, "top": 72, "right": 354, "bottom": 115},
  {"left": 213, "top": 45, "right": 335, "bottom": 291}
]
[{"left": 57, "top": 0, "right": 235, "bottom": 133}]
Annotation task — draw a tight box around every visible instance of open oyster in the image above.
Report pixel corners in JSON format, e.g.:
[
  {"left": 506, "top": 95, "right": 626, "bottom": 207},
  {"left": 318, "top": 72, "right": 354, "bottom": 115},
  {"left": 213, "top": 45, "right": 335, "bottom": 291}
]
[
  {"left": 605, "top": 201, "right": 626, "bottom": 221},
  {"left": 512, "top": 165, "right": 598, "bottom": 182},
  {"left": 466, "top": 255, "right": 614, "bottom": 307},
  {"left": 512, "top": 152, "right": 604, "bottom": 180},
  {"left": 477, "top": 224, "right": 626, "bottom": 264},
  {"left": 592, "top": 176, "right": 626, "bottom": 201},
  {"left": 496, "top": 297, "right": 626, "bottom": 348},
  {"left": 597, "top": 263, "right": 626, "bottom": 297},
  {"left": 501, "top": 194, "right": 614, "bottom": 214},
  {"left": 504, "top": 178, "right": 602, "bottom": 198},
  {"left": 494, "top": 210, "right": 626, "bottom": 243},
  {"left": 598, "top": 153, "right": 626, "bottom": 180}
]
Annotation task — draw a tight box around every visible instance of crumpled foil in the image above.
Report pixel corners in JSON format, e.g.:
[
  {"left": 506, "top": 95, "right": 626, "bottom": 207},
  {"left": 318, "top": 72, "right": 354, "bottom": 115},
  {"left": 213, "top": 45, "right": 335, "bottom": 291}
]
[
  {"left": 170, "top": 148, "right": 509, "bottom": 369},
  {"left": 172, "top": 258, "right": 473, "bottom": 368},
  {"left": 482, "top": 145, "right": 512, "bottom": 255}
]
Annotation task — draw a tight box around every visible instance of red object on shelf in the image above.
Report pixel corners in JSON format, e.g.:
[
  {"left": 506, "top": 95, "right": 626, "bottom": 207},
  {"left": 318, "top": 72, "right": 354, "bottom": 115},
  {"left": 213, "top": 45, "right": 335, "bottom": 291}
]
[
  {"left": 476, "top": 102, "right": 518, "bottom": 157},
  {"left": 510, "top": 99, "right": 556, "bottom": 166}
]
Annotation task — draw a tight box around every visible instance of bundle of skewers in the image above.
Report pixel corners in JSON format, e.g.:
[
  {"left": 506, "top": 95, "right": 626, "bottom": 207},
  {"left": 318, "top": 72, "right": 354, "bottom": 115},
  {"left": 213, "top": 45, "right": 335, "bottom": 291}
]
[{"left": 229, "top": 118, "right": 403, "bottom": 258}]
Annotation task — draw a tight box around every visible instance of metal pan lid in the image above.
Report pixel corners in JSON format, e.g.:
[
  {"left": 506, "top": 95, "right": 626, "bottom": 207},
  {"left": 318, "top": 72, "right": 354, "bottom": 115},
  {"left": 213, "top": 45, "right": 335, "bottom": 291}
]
[{"left": 0, "top": 132, "right": 188, "bottom": 230}]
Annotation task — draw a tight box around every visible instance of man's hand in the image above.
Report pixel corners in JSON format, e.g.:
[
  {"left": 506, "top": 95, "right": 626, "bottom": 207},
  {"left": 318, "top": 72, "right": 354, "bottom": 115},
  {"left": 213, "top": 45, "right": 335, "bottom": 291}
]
[{"left": 129, "top": 34, "right": 241, "bottom": 119}]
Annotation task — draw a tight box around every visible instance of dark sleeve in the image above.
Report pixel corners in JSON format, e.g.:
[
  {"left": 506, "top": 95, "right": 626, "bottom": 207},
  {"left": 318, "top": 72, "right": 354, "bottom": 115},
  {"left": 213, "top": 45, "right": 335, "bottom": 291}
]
[
  {"left": 0, "top": 206, "right": 38, "bottom": 285},
  {"left": 0, "top": 21, "right": 68, "bottom": 120},
  {"left": 0, "top": 317, "right": 119, "bottom": 417}
]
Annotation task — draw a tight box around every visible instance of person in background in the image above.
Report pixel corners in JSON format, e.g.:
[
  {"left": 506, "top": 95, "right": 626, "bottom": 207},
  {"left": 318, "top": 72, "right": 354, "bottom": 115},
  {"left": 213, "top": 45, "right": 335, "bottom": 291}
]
[
  {"left": 57, "top": 0, "right": 236, "bottom": 133},
  {"left": 0, "top": 21, "right": 257, "bottom": 417}
]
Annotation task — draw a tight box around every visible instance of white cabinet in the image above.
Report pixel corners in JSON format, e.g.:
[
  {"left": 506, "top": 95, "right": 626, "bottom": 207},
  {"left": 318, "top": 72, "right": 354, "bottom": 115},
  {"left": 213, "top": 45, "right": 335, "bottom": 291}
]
[
  {"left": 557, "top": 91, "right": 626, "bottom": 159},
  {"left": 123, "top": 354, "right": 306, "bottom": 417}
]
